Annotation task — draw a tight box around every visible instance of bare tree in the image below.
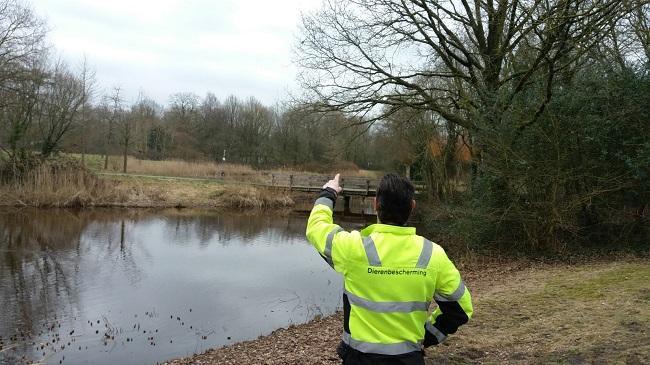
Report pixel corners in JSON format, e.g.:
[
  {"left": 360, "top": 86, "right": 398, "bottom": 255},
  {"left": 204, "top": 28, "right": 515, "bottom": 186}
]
[
  {"left": 107, "top": 87, "right": 131, "bottom": 173},
  {"left": 0, "top": 0, "right": 47, "bottom": 98},
  {"left": 35, "top": 60, "right": 85, "bottom": 157},
  {"left": 131, "top": 92, "right": 159, "bottom": 157},
  {"left": 78, "top": 56, "right": 96, "bottom": 166},
  {"left": 593, "top": 0, "right": 650, "bottom": 71},
  {"left": 0, "top": 57, "right": 46, "bottom": 160},
  {"left": 0, "top": 0, "right": 47, "bottom": 157},
  {"left": 221, "top": 95, "right": 241, "bottom": 162},
  {"left": 239, "top": 97, "right": 273, "bottom": 165},
  {"left": 197, "top": 92, "right": 226, "bottom": 161},
  {"left": 168, "top": 92, "right": 199, "bottom": 124},
  {"left": 296, "top": 0, "right": 631, "bottom": 149},
  {"left": 98, "top": 96, "right": 114, "bottom": 169},
  {"left": 627, "top": 0, "right": 650, "bottom": 63}
]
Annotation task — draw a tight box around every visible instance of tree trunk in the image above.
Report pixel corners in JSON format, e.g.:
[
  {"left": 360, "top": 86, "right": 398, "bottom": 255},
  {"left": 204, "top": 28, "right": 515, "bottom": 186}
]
[{"left": 122, "top": 143, "right": 128, "bottom": 173}]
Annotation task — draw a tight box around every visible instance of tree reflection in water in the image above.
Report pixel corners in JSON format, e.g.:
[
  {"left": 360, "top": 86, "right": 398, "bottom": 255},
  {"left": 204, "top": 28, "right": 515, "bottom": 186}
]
[
  {"left": 0, "top": 209, "right": 84, "bottom": 340},
  {"left": 0, "top": 209, "right": 149, "bottom": 361},
  {"left": 161, "top": 210, "right": 311, "bottom": 246},
  {"left": 0, "top": 208, "right": 359, "bottom": 365}
]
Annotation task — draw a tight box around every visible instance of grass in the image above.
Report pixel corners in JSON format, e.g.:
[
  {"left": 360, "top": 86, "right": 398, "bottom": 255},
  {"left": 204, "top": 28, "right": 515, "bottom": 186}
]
[
  {"left": 89, "top": 174, "right": 295, "bottom": 209},
  {"left": 0, "top": 163, "right": 127, "bottom": 207},
  {"left": 0, "top": 160, "right": 294, "bottom": 209},
  {"left": 3, "top": 153, "right": 377, "bottom": 209},
  {"left": 69, "top": 153, "right": 381, "bottom": 180},
  {"left": 71, "top": 154, "right": 257, "bottom": 178},
  {"left": 426, "top": 260, "right": 650, "bottom": 364},
  {"left": 211, "top": 185, "right": 294, "bottom": 209}
]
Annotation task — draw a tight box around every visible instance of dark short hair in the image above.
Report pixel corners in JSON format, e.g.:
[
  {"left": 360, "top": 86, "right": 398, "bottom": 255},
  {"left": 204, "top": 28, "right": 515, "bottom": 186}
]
[{"left": 376, "top": 173, "right": 415, "bottom": 225}]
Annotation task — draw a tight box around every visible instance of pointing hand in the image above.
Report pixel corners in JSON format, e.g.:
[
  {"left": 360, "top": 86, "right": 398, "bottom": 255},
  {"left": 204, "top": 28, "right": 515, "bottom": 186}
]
[{"left": 323, "top": 173, "right": 343, "bottom": 194}]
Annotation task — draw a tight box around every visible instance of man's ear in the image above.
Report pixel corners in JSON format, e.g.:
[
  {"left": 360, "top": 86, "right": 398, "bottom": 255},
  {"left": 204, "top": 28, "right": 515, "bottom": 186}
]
[{"left": 411, "top": 199, "right": 416, "bottom": 211}]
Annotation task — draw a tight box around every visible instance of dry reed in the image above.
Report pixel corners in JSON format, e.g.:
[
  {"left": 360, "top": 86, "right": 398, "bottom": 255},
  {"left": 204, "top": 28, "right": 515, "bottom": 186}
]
[
  {"left": 214, "top": 186, "right": 294, "bottom": 209},
  {"left": 0, "top": 162, "right": 294, "bottom": 209},
  {"left": 102, "top": 155, "right": 379, "bottom": 180},
  {"left": 106, "top": 156, "right": 256, "bottom": 178},
  {"left": 0, "top": 164, "right": 125, "bottom": 207}
]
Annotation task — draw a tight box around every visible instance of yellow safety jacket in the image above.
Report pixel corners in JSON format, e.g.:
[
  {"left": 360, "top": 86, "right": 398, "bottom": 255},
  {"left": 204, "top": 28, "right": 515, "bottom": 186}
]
[{"left": 306, "top": 195, "right": 473, "bottom": 356}]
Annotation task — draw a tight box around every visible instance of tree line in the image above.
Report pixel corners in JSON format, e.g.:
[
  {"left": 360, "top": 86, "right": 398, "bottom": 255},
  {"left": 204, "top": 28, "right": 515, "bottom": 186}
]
[{"left": 64, "top": 91, "right": 384, "bottom": 173}]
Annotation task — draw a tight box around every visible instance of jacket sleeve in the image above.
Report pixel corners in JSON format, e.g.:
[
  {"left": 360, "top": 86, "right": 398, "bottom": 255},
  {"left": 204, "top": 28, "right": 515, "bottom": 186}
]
[
  {"left": 305, "top": 188, "right": 356, "bottom": 274},
  {"left": 423, "top": 248, "right": 473, "bottom": 347}
]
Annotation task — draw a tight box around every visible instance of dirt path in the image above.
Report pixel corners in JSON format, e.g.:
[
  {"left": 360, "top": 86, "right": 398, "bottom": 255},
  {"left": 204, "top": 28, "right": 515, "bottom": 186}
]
[{"left": 163, "top": 259, "right": 649, "bottom": 365}]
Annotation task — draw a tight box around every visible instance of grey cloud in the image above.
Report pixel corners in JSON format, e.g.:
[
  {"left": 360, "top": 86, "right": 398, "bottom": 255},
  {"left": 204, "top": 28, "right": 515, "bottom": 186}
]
[{"left": 32, "top": 0, "right": 321, "bottom": 105}]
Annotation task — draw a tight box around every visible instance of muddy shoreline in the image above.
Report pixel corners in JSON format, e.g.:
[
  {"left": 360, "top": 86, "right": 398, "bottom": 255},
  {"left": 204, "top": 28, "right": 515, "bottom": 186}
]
[{"left": 162, "top": 313, "right": 345, "bottom": 365}]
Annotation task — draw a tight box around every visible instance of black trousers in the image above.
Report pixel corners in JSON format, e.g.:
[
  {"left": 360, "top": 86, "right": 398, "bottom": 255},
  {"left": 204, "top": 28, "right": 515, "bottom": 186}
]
[{"left": 337, "top": 341, "right": 425, "bottom": 365}]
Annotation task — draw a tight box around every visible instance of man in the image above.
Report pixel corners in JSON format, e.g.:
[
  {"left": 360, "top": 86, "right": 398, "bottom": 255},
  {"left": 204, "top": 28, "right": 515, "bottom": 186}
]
[{"left": 306, "top": 173, "right": 473, "bottom": 365}]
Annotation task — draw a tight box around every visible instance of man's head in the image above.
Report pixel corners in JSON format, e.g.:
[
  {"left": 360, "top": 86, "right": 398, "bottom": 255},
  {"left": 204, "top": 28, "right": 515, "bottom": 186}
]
[{"left": 374, "top": 173, "right": 415, "bottom": 226}]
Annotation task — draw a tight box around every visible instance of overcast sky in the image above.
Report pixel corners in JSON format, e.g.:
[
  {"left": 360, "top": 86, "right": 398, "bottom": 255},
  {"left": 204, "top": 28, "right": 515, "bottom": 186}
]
[{"left": 32, "top": 0, "right": 322, "bottom": 106}]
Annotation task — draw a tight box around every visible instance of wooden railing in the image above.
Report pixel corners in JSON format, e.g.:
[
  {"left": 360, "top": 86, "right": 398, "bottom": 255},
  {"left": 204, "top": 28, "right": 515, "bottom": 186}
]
[
  {"left": 212, "top": 171, "right": 425, "bottom": 196},
  {"left": 266, "top": 173, "right": 377, "bottom": 193},
  {"left": 230, "top": 172, "right": 425, "bottom": 196}
]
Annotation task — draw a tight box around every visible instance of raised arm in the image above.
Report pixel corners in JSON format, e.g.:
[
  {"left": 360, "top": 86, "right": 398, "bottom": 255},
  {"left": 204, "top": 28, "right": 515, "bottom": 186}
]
[
  {"left": 305, "top": 174, "right": 352, "bottom": 273},
  {"left": 423, "top": 247, "right": 473, "bottom": 347}
]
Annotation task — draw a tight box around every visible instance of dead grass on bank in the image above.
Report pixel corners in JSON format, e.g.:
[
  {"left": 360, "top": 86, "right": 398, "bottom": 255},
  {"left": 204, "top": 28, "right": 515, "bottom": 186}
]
[
  {"left": 0, "top": 164, "right": 127, "bottom": 207},
  {"left": 102, "top": 176, "right": 294, "bottom": 209},
  {"left": 106, "top": 156, "right": 257, "bottom": 178},
  {"left": 73, "top": 154, "right": 381, "bottom": 181},
  {"left": 430, "top": 260, "right": 650, "bottom": 365},
  {"left": 163, "top": 259, "right": 650, "bottom": 365},
  {"left": 0, "top": 166, "right": 294, "bottom": 209},
  {"left": 212, "top": 185, "right": 294, "bottom": 209}
]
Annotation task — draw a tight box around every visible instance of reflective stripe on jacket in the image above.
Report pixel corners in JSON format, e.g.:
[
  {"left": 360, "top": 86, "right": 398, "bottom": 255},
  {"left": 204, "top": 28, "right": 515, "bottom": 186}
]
[{"left": 306, "top": 195, "right": 473, "bottom": 356}]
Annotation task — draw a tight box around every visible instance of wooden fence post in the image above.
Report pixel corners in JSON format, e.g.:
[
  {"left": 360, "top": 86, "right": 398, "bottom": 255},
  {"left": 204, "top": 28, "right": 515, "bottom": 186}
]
[
  {"left": 366, "top": 179, "right": 370, "bottom": 195},
  {"left": 344, "top": 196, "right": 351, "bottom": 215},
  {"left": 289, "top": 174, "right": 293, "bottom": 191},
  {"left": 271, "top": 174, "right": 275, "bottom": 186}
]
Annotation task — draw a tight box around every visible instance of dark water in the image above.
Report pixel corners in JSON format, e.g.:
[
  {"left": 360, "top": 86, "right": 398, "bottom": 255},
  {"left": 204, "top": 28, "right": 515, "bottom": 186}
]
[{"left": 0, "top": 208, "right": 369, "bottom": 365}]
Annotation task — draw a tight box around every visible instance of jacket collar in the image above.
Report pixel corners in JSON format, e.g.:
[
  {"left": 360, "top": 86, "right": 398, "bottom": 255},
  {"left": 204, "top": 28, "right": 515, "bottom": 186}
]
[{"left": 361, "top": 223, "right": 416, "bottom": 236}]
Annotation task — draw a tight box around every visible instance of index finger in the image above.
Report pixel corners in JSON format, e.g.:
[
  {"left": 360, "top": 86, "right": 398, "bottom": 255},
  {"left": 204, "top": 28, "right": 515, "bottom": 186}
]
[{"left": 333, "top": 173, "right": 340, "bottom": 182}]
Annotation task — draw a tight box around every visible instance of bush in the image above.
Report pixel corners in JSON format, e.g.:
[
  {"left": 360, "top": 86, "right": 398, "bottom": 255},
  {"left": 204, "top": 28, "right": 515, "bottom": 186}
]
[{"left": 463, "top": 68, "right": 650, "bottom": 253}]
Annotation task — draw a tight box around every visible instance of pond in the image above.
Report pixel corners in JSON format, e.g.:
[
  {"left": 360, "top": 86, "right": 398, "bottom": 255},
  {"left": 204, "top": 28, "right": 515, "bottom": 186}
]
[{"left": 0, "top": 208, "right": 371, "bottom": 365}]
